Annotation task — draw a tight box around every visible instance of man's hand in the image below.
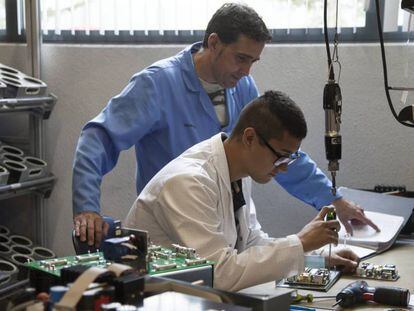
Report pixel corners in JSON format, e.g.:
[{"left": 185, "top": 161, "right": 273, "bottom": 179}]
[
  {"left": 73, "top": 212, "right": 109, "bottom": 247},
  {"left": 332, "top": 198, "right": 380, "bottom": 235},
  {"left": 327, "top": 248, "right": 359, "bottom": 273},
  {"left": 297, "top": 206, "right": 340, "bottom": 252}
]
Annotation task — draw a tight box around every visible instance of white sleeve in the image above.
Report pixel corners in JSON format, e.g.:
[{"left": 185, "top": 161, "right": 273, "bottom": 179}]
[{"left": 153, "top": 174, "right": 305, "bottom": 292}]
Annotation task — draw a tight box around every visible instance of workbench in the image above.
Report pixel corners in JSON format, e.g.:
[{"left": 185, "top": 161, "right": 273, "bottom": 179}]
[{"left": 240, "top": 188, "right": 414, "bottom": 310}]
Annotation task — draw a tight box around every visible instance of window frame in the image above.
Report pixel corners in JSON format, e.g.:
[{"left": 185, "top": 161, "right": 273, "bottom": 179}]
[{"left": 0, "top": 0, "right": 411, "bottom": 44}]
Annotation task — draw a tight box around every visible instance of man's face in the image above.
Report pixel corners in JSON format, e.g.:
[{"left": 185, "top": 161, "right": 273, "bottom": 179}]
[
  {"left": 209, "top": 34, "right": 265, "bottom": 88},
  {"left": 248, "top": 130, "right": 302, "bottom": 184}
]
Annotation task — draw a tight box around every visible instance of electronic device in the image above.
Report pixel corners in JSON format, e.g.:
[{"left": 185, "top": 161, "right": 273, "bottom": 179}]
[
  {"left": 323, "top": 0, "right": 343, "bottom": 195},
  {"left": 334, "top": 280, "right": 410, "bottom": 308},
  {"left": 354, "top": 262, "right": 399, "bottom": 281},
  {"left": 276, "top": 267, "right": 341, "bottom": 292},
  {"left": 323, "top": 81, "right": 342, "bottom": 195},
  {"left": 68, "top": 219, "right": 214, "bottom": 288},
  {"left": 26, "top": 244, "right": 214, "bottom": 292}
]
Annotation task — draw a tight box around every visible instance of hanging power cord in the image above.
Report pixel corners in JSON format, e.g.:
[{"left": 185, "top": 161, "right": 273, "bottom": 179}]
[
  {"left": 399, "top": 14, "right": 413, "bottom": 118},
  {"left": 375, "top": 0, "right": 414, "bottom": 127}
]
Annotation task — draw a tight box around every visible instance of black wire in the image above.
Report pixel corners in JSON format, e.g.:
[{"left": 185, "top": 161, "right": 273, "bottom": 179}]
[
  {"left": 375, "top": 0, "right": 414, "bottom": 127},
  {"left": 324, "top": 0, "right": 335, "bottom": 81}
]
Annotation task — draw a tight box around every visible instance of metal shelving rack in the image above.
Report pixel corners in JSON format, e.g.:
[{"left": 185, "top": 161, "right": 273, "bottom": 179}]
[
  {"left": 0, "top": 0, "right": 55, "bottom": 246},
  {"left": 0, "top": 95, "right": 56, "bottom": 118},
  {"left": 0, "top": 94, "right": 57, "bottom": 245},
  {"left": 0, "top": 94, "right": 57, "bottom": 199}
]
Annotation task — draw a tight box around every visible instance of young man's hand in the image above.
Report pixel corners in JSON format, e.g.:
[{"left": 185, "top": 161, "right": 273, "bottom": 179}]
[
  {"left": 326, "top": 248, "right": 359, "bottom": 273},
  {"left": 297, "top": 206, "right": 340, "bottom": 252}
]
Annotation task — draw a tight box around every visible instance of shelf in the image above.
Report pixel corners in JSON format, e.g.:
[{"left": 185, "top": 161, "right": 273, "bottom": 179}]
[
  {"left": 0, "top": 94, "right": 57, "bottom": 119},
  {"left": 0, "top": 174, "right": 56, "bottom": 200}
]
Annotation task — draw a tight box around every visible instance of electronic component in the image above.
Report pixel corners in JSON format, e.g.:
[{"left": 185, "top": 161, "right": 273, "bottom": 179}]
[
  {"left": 75, "top": 253, "right": 101, "bottom": 263},
  {"left": 354, "top": 262, "right": 399, "bottom": 281},
  {"left": 152, "top": 263, "right": 177, "bottom": 271},
  {"left": 277, "top": 267, "right": 341, "bottom": 292},
  {"left": 148, "top": 243, "right": 213, "bottom": 275},
  {"left": 111, "top": 273, "right": 145, "bottom": 306},
  {"left": 27, "top": 244, "right": 214, "bottom": 291},
  {"left": 287, "top": 267, "right": 330, "bottom": 286},
  {"left": 31, "top": 219, "right": 214, "bottom": 290},
  {"left": 28, "top": 246, "right": 213, "bottom": 277},
  {"left": 172, "top": 244, "right": 197, "bottom": 259},
  {"left": 101, "top": 227, "right": 148, "bottom": 274},
  {"left": 33, "top": 251, "right": 107, "bottom": 274}
]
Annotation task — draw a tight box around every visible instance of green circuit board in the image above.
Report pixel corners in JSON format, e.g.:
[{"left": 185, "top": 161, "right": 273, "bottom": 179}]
[
  {"left": 148, "top": 244, "right": 214, "bottom": 275},
  {"left": 26, "top": 251, "right": 109, "bottom": 277},
  {"left": 26, "top": 244, "right": 213, "bottom": 277}
]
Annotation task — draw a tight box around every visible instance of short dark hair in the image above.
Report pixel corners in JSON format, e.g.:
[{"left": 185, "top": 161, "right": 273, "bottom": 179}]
[
  {"left": 231, "top": 91, "right": 307, "bottom": 141},
  {"left": 203, "top": 3, "right": 272, "bottom": 48}
]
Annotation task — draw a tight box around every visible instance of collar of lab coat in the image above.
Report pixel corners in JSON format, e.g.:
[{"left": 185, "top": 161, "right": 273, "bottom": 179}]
[{"left": 210, "top": 132, "right": 232, "bottom": 195}]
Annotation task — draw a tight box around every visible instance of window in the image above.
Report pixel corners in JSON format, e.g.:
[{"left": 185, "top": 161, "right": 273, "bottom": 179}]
[
  {"left": 0, "top": 0, "right": 6, "bottom": 31},
  {"left": 0, "top": 0, "right": 412, "bottom": 44},
  {"left": 39, "top": 0, "right": 367, "bottom": 34}
]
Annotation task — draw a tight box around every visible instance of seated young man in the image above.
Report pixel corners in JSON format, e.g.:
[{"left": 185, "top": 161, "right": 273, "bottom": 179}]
[{"left": 124, "top": 91, "right": 358, "bottom": 291}]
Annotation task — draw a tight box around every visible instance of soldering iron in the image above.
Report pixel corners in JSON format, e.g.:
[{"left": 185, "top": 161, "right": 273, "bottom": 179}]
[{"left": 333, "top": 280, "right": 410, "bottom": 308}]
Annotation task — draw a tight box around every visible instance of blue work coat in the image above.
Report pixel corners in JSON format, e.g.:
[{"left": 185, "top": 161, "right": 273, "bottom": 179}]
[{"left": 72, "top": 42, "right": 340, "bottom": 214}]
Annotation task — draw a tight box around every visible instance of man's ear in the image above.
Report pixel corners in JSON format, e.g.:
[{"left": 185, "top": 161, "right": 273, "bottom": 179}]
[
  {"left": 242, "top": 128, "right": 256, "bottom": 148},
  {"left": 207, "top": 33, "right": 220, "bottom": 51}
]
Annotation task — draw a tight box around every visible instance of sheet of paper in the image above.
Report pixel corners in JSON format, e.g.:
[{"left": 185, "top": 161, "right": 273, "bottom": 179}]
[
  {"left": 320, "top": 244, "right": 376, "bottom": 259},
  {"left": 338, "top": 211, "right": 404, "bottom": 244}
]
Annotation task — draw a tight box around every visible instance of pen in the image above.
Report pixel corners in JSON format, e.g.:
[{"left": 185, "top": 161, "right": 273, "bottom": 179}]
[{"left": 290, "top": 305, "right": 316, "bottom": 311}]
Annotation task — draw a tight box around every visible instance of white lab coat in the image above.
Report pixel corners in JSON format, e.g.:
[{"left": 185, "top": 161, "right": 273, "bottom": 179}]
[{"left": 124, "top": 133, "right": 305, "bottom": 291}]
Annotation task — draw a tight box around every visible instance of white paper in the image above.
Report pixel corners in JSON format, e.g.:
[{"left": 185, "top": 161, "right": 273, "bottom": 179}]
[
  {"left": 320, "top": 244, "right": 376, "bottom": 259},
  {"left": 338, "top": 211, "right": 404, "bottom": 244}
]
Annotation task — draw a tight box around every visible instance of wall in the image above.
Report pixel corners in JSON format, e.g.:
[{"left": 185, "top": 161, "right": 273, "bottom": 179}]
[{"left": 0, "top": 42, "right": 413, "bottom": 256}]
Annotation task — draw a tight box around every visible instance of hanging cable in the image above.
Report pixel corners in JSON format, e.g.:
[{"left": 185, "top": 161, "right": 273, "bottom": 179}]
[{"left": 375, "top": 0, "right": 414, "bottom": 127}]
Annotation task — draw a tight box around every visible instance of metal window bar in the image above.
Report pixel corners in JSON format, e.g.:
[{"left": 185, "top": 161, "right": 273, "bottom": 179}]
[{"left": 1, "top": 0, "right": 412, "bottom": 43}]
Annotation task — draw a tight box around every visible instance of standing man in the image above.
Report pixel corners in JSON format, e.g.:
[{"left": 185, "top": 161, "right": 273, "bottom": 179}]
[
  {"left": 73, "top": 3, "right": 378, "bottom": 246},
  {"left": 124, "top": 91, "right": 359, "bottom": 291}
]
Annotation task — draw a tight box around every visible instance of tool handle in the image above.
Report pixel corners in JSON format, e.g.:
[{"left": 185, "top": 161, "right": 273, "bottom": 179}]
[{"left": 373, "top": 286, "right": 410, "bottom": 307}]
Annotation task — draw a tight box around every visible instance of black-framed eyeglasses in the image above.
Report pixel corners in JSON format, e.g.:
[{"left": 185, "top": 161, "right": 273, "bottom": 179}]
[{"left": 256, "top": 132, "right": 300, "bottom": 167}]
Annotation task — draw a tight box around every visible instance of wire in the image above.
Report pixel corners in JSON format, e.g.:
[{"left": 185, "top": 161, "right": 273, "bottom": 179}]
[
  {"left": 324, "top": 0, "right": 334, "bottom": 81},
  {"left": 324, "top": 0, "right": 342, "bottom": 83},
  {"left": 374, "top": 0, "right": 414, "bottom": 128}
]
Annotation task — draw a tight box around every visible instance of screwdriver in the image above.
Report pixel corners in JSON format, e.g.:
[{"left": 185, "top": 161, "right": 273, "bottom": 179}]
[
  {"left": 324, "top": 208, "right": 337, "bottom": 273},
  {"left": 292, "top": 292, "right": 336, "bottom": 303}
]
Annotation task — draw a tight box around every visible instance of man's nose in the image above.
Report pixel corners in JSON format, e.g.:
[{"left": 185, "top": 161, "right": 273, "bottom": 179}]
[{"left": 240, "top": 63, "right": 252, "bottom": 76}]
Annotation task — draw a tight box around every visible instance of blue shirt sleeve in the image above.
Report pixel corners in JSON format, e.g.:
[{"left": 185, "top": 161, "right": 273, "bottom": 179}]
[
  {"left": 72, "top": 72, "right": 161, "bottom": 215},
  {"left": 274, "top": 150, "right": 342, "bottom": 210}
]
